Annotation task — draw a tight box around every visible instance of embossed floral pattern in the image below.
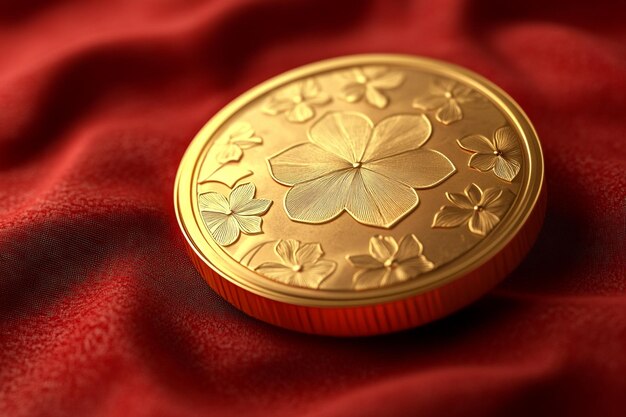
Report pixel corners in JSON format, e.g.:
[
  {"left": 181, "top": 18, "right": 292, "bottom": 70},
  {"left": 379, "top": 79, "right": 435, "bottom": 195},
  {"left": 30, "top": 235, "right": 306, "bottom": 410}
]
[
  {"left": 213, "top": 121, "right": 262, "bottom": 164},
  {"left": 199, "top": 183, "right": 272, "bottom": 246},
  {"left": 262, "top": 78, "right": 330, "bottom": 123},
  {"left": 267, "top": 111, "right": 456, "bottom": 228},
  {"left": 255, "top": 239, "right": 336, "bottom": 289},
  {"left": 347, "top": 234, "right": 434, "bottom": 290},
  {"left": 199, "top": 121, "right": 261, "bottom": 186},
  {"left": 338, "top": 66, "right": 404, "bottom": 108},
  {"left": 432, "top": 183, "right": 513, "bottom": 236},
  {"left": 458, "top": 126, "right": 522, "bottom": 182},
  {"left": 412, "top": 78, "right": 484, "bottom": 125}
]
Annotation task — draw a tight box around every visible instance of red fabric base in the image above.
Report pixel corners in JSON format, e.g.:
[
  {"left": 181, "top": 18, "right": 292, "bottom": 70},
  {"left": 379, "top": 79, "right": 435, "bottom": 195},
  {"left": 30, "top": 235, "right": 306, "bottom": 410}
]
[{"left": 1, "top": 1, "right": 624, "bottom": 416}]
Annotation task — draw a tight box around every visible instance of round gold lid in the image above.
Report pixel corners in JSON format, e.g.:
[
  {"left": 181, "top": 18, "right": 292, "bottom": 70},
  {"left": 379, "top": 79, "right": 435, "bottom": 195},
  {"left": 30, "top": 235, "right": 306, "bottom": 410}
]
[{"left": 175, "top": 54, "right": 545, "bottom": 335}]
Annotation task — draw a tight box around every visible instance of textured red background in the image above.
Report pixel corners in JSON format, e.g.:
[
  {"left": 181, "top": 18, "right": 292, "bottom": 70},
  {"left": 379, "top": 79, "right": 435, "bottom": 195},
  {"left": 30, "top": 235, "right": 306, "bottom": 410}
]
[{"left": 1, "top": 1, "right": 625, "bottom": 416}]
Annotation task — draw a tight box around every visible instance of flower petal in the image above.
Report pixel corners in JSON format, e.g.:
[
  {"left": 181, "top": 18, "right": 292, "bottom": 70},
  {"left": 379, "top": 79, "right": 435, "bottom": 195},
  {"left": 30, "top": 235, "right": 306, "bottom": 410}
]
[
  {"left": 436, "top": 99, "right": 463, "bottom": 125},
  {"left": 457, "top": 134, "right": 495, "bottom": 154},
  {"left": 494, "top": 127, "right": 519, "bottom": 153},
  {"left": 454, "top": 86, "right": 483, "bottom": 104},
  {"left": 215, "top": 143, "right": 243, "bottom": 164},
  {"left": 395, "top": 234, "right": 424, "bottom": 261},
  {"left": 368, "top": 236, "right": 398, "bottom": 263},
  {"left": 233, "top": 214, "right": 262, "bottom": 234},
  {"left": 255, "top": 262, "right": 295, "bottom": 284},
  {"left": 365, "top": 149, "right": 455, "bottom": 188},
  {"left": 482, "top": 188, "right": 514, "bottom": 218},
  {"left": 262, "top": 98, "right": 293, "bottom": 115},
  {"left": 283, "top": 169, "right": 355, "bottom": 224},
  {"left": 396, "top": 256, "right": 434, "bottom": 280},
  {"left": 231, "top": 135, "right": 262, "bottom": 149},
  {"left": 234, "top": 199, "right": 271, "bottom": 216},
  {"left": 340, "top": 83, "right": 365, "bottom": 102},
  {"left": 364, "top": 114, "right": 432, "bottom": 161},
  {"left": 446, "top": 192, "right": 473, "bottom": 209},
  {"left": 275, "top": 82, "right": 302, "bottom": 101},
  {"left": 296, "top": 242, "right": 323, "bottom": 264},
  {"left": 345, "top": 169, "right": 419, "bottom": 228},
  {"left": 432, "top": 78, "right": 455, "bottom": 94},
  {"left": 228, "top": 121, "right": 253, "bottom": 138},
  {"left": 365, "top": 85, "right": 389, "bottom": 108},
  {"left": 353, "top": 268, "right": 388, "bottom": 290},
  {"left": 228, "top": 183, "right": 255, "bottom": 211},
  {"left": 201, "top": 211, "right": 228, "bottom": 231},
  {"left": 480, "top": 187, "right": 503, "bottom": 206},
  {"left": 309, "top": 111, "right": 373, "bottom": 163},
  {"left": 493, "top": 156, "right": 521, "bottom": 182},
  {"left": 412, "top": 93, "right": 448, "bottom": 110},
  {"left": 465, "top": 183, "right": 483, "bottom": 205},
  {"left": 198, "top": 192, "right": 230, "bottom": 214},
  {"left": 469, "top": 153, "right": 497, "bottom": 172},
  {"left": 469, "top": 211, "right": 500, "bottom": 236},
  {"left": 432, "top": 206, "right": 472, "bottom": 228},
  {"left": 275, "top": 239, "right": 299, "bottom": 265},
  {"left": 268, "top": 143, "right": 350, "bottom": 186},
  {"left": 346, "top": 254, "right": 382, "bottom": 269},
  {"left": 297, "top": 260, "right": 337, "bottom": 288},
  {"left": 369, "top": 70, "right": 404, "bottom": 89},
  {"left": 209, "top": 215, "right": 240, "bottom": 246},
  {"left": 286, "top": 103, "right": 315, "bottom": 123},
  {"left": 300, "top": 78, "right": 322, "bottom": 98},
  {"left": 362, "top": 66, "right": 388, "bottom": 80}
]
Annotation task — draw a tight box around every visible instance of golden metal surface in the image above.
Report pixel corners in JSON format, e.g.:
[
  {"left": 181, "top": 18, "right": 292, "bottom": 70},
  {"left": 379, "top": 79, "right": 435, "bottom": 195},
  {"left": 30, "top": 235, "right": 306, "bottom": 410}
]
[{"left": 175, "top": 54, "right": 544, "bottom": 309}]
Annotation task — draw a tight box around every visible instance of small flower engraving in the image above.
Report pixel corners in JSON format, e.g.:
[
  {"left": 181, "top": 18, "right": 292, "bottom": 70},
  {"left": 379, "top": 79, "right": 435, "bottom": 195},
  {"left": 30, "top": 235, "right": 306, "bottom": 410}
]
[
  {"left": 347, "top": 235, "right": 434, "bottom": 290},
  {"left": 262, "top": 78, "right": 330, "bottom": 123},
  {"left": 200, "top": 121, "right": 261, "bottom": 186},
  {"left": 255, "top": 239, "right": 336, "bottom": 289},
  {"left": 214, "top": 121, "right": 262, "bottom": 164},
  {"left": 432, "top": 183, "right": 514, "bottom": 236},
  {"left": 458, "top": 126, "right": 522, "bottom": 182},
  {"left": 412, "top": 78, "right": 484, "bottom": 125},
  {"left": 199, "top": 183, "right": 272, "bottom": 246},
  {"left": 338, "top": 66, "right": 404, "bottom": 109},
  {"left": 267, "top": 111, "right": 456, "bottom": 228}
]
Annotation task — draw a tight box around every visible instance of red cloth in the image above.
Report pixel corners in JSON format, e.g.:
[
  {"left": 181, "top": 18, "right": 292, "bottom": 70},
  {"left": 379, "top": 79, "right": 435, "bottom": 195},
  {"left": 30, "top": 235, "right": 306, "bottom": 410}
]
[{"left": 1, "top": 1, "right": 625, "bottom": 416}]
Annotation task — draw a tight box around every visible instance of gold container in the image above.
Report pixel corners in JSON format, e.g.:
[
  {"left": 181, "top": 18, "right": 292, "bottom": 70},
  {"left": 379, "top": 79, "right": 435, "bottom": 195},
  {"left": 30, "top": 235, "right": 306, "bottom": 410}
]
[{"left": 174, "top": 54, "right": 546, "bottom": 336}]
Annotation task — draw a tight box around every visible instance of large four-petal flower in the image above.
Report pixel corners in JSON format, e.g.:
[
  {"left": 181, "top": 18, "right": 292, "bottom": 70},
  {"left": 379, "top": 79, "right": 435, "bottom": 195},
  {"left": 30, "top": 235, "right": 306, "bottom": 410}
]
[
  {"left": 458, "top": 126, "right": 522, "bottom": 182},
  {"left": 267, "top": 111, "right": 456, "bottom": 228},
  {"left": 255, "top": 239, "right": 336, "bottom": 289},
  {"left": 432, "top": 183, "right": 513, "bottom": 236},
  {"left": 199, "top": 183, "right": 272, "bottom": 246},
  {"left": 347, "top": 234, "right": 434, "bottom": 290}
]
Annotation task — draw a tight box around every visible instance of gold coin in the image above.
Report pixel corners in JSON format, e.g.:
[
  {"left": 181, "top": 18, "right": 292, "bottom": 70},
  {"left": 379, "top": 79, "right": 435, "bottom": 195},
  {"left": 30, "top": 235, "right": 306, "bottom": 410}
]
[{"left": 175, "top": 54, "right": 545, "bottom": 336}]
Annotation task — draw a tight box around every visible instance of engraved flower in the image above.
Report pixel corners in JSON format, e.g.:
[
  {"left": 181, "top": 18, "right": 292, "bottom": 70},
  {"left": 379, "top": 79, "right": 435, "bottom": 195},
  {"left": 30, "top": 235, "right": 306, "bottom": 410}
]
[
  {"left": 262, "top": 78, "right": 330, "bottom": 123},
  {"left": 432, "top": 183, "right": 514, "bottom": 236},
  {"left": 213, "top": 121, "right": 262, "bottom": 164},
  {"left": 255, "top": 239, "right": 337, "bottom": 289},
  {"left": 347, "top": 234, "right": 434, "bottom": 290},
  {"left": 458, "top": 126, "right": 522, "bottom": 182},
  {"left": 412, "top": 78, "right": 483, "bottom": 125},
  {"left": 338, "top": 66, "right": 404, "bottom": 109},
  {"left": 267, "top": 111, "right": 456, "bottom": 228},
  {"left": 199, "top": 183, "right": 272, "bottom": 246}
]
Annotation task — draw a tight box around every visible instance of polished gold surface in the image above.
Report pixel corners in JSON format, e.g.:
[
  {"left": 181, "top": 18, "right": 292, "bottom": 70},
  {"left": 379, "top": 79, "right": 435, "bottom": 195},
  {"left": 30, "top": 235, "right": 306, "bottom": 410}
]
[{"left": 175, "top": 54, "right": 544, "bottom": 308}]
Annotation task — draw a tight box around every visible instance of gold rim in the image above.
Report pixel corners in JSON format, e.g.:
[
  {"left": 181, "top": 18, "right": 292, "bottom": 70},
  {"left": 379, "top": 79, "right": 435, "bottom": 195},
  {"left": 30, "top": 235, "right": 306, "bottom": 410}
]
[{"left": 174, "top": 54, "right": 544, "bottom": 307}]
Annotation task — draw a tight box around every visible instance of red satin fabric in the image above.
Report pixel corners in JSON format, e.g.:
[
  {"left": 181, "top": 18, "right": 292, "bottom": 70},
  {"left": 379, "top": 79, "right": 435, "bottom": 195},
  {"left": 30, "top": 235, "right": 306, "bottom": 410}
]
[{"left": 1, "top": 1, "right": 625, "bottom": 416}]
